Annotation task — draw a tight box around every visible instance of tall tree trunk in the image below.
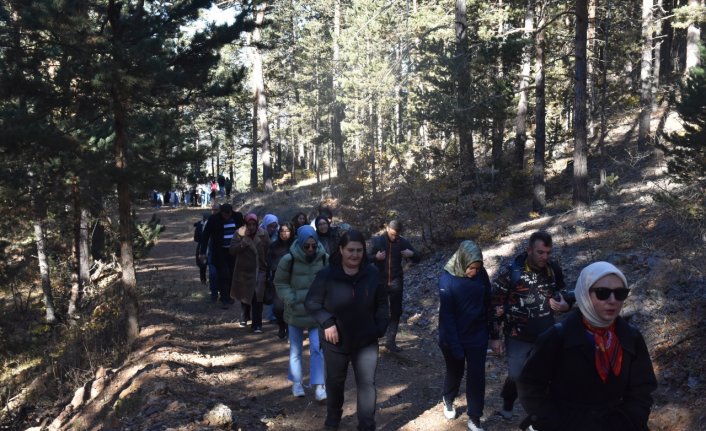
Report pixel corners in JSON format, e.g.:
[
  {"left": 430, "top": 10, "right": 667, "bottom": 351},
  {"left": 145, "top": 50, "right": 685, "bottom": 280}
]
[
  {"left": 455, "top": 0, "right": 475, "bottom": 177},
  {"left": 331, "top": 0, "right": 346, "bottom": 177},
  {"left": 31, "top": 193, "right": 57, "bottom": 324},
  {"left": 587, "top": 0, "right": 597, "bottom": 138},
  {"left": 599, "top": 0, "right": 612, "bottom": 179},
  {"left": 112, "top": 85, "right": 139, "bottom": 346},
  {"left": 652, "top": 0, "right": 663, "bottom": 98},
  {"left": 252, "top": 1, "right": 273, "bottom": 192},
  {"left": 533, "top": 0, "right": 547, "bottom": 212},
  {"left": 69, "top": 179, "right": 90, "bottom": 321},
  {"left": 513, "top": 0, "right": 534, "bottom": 169},
  {"left": 492, "top": 0, "right": 506, "bottom": 173},
  {"left": 685, "top": 0, "right": 701, "bottom": 70},
  {"left": 251, "top": 103, "right": 258, "bottom": 189},
  {"left": 573, "top": 0, "right": 589, "bottom": 206},
  {"left": 638, "top": 0, "right": 654, "bottom": 151}
]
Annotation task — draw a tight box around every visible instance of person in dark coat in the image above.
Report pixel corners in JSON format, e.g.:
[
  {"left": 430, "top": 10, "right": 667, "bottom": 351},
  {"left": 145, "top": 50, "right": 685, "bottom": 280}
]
[
  {"left": 368, "top": 219, "right": 420, "bottom": 352},
  {"left": 266, "top": 222, "right": 295, "bottom": 339},
  {"left": 305, "top": 230, "right": 389, "bottom": 431},
  {"left": 198, "top": 204, "right": 242, "bottom": 307},
  {"left": 438, "top": 240, "right": 502, "bottom": 431},
  {"left": 517, "top": 262, "right": 657, "bottom": 431}
]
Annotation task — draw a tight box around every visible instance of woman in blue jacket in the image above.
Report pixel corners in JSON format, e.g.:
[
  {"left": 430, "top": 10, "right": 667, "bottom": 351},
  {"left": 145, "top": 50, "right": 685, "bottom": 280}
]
[{"left": 438, "top": 240, "right": 502, "bottom": 431}]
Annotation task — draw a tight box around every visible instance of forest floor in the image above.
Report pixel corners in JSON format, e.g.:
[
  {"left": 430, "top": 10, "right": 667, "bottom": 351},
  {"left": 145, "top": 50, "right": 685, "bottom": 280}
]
[{"left": 46, "top": 170, "right": 705, "bottom": 431}]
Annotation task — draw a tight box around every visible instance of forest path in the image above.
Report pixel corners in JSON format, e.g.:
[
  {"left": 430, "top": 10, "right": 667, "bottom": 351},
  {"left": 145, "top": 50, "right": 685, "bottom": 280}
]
[{"left": 53, "top": 204, "right": 519, "bottom": 431}]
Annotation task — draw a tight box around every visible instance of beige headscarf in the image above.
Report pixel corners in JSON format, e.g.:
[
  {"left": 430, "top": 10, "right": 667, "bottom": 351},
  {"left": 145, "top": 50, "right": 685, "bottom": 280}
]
[
  {"left": 574, "top": 261, "right": 628, "bottom": 328},
  {"left": 443, "top": 240, "right": 483, "bottom": 278}
]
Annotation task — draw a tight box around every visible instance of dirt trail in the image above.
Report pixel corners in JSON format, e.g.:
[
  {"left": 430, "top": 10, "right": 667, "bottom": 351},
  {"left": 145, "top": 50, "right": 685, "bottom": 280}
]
[{"left": 51, "top": 205, "right": 521, "bottom": 431}]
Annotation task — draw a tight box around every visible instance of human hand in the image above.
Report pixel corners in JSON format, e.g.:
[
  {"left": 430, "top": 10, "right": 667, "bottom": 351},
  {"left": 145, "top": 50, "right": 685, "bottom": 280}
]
[
  {"left": 198, "top": 254, "right": 207, "bottom": 264},
  {"left": 401, "top": 249, "right": 414, "bottom": 258},
  {"left": 495, "top": 305, "right": 504, "bottom": 317},
  {"left": 376, "top": 250, "right": 386, "bottom": 261},
  {"left": 489, "top": 339, "right": 504, "bottom": 355},
  {"left": 324, "top": 325, "right": 339, "bottom": 344},
  {"left": 549, "top": 294, "right": 569, "bottom": 312}
]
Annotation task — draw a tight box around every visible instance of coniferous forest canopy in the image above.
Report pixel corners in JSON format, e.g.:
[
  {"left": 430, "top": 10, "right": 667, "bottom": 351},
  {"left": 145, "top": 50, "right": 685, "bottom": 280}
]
[{"left": 0, "top": 0, "right": 705, "bottom": 428}]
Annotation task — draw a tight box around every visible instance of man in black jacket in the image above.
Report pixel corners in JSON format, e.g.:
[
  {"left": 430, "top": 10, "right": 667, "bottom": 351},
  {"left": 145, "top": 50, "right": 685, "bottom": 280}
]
[
  {"left": 198, "top": 204, "right": 243, "bottom": 308},
  {"left": 368, "top": 220, "right": 420, "bottom": 352}
]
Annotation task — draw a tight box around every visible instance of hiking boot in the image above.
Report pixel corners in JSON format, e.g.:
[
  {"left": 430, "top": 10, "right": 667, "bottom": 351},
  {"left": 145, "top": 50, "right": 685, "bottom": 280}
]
[
  {"left": 315, "top": 384, "right": 327, "bottom": 401},
  {"left": 385, "top": 341, "right": 402, "bottom": 353},
  {"left": 239, "top": 320, "right": 247, "bottom": 327},
  {"left": 442, "top": 397, "right": 455, "bottom": 419},
  {"left": 292, "top": 382, "right": 305, "bottom": 397},
  {"left": 277, "top": 327, "right": 287, "bottom": 339},
  {"left": 498, "top": 408, "right": 513, "bottom": 420},
  {"left": 253, "top": 327, "right": 263, "bottom": 334},
  {"left": 467, "top": 416, "right": 484, "bottom": 431}
]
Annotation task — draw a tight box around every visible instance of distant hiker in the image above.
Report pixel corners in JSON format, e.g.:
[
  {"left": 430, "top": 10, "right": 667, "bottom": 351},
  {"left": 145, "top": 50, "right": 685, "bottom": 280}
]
[
  {"left": 517, "top": 262, "right": 657, "bottom": 431},
  {"left": 210, "top": 179, "right": 218, "bottom": 202},
  {"left": 437, "top": 240, "right": 502, "bottom": 431},
  {"left": 225, "top": 177, "right": 232, "bottom": 198},
  {"left": 368, "top": 219, "right": 420, "bottom": 352},
  {"left": 260, "top": 213, "right": 280, "bottom": 322},
  {"left": 491, "top": 230, "right": 573, "bottom": 421},
  {"left": 199, "top": 204, "right": 241, "bottom": 307},
  {"left": 305, "top": 230, "right": 389, "bottom": 431},
  {"left": 274, "top": 225, "right": 328, "bottom": 400},
  {"left": 193, "top": 212, "right": 209, "bottom": 285},
  {"left": 266, "top": 222, "right": 295, "bottom": 339},
  {"left": 230, "top": 213, "right": 270, "bottom": 332},
  {"left": 217, "top": 174, "right": 226, "bottom": 198},
  {"left": 315, "top": 215, "right": 338, "bottom": 255},
  {"left": 292, "top": 212, "right": 309, "bottom": 232}
]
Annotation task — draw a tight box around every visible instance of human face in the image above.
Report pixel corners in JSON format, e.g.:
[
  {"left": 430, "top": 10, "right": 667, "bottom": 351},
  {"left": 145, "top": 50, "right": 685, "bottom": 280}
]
[
  {"left": 302, "top": 238, "right": 317, "bottom": 257},
  {"left": 386, "top": 227, "right": 399, "bottom": 242},
  {"left": 221, "top": 210, "right": 233, "bottom": 221},
  {"left": 589, "top": 274, "right": 627, "bottom": 324},
  {"left": 279, "top": 227, "right": 292, "bottom": 241},
  {"left": 527, "top": 240, "right": 551, "bottom": 269},
  {"left": 465, "top": 261, "right": 483, "bottom": 278},
  {"left": 267, "top": 222, "right": 278, "bottom": 235},
  {"left": 246, "top": 219, "right": 257, "bottom": 235},
  {"left": 297, "top": 214, "right": 306, "bottom": 225},
  {"left": 340, "top": 241, "right": 364, "bottom": 271},
  {"left": 317, "top": 219, "right": 329, "bottom": 234}
]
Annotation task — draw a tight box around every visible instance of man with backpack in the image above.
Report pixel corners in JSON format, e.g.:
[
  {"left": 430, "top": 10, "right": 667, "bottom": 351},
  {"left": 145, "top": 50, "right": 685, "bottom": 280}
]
[
  {"left": 491, "top": 231, "right": 573, "bottom": 421},
  {"left": 199, "top": 204, "right": 242, "bottom": 308}
]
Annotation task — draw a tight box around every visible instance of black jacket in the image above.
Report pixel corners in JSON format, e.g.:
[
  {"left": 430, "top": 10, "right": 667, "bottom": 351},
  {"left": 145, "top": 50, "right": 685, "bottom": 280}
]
[
  {"left": 305, "top": 263, "right": 390, "bottom": 353},
  {"left": 517, "top": 310, "right": 657, "bottom": 431},
  {"left": 368, "top": 233, "right": 420, "bottom": 285}
]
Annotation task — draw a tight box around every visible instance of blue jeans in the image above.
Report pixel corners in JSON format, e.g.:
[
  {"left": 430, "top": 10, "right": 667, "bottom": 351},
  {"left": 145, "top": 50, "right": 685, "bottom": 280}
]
[
  {"left": 323, "top": 342, "right": 379, "bottom": 431},
  {"left": 440, "top": 343, "right": 488, "bottom": 417},
  {"left": 500, "top": 337, "right": 534, "bottom": 408},
  {"left": 288, "top": 325, "right": 325, "bottom": 385}
]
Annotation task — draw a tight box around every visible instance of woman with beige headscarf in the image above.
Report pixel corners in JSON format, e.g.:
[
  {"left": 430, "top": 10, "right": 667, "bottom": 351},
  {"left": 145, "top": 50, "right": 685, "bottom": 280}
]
[{"left": 517, "top": 261, "right": 657, "bottom": 431}]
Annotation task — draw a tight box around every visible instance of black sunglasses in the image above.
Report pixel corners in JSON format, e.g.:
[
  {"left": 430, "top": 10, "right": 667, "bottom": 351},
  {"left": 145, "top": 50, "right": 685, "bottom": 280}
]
[
  {"left": 589, "top": 287, "right": 630, "bottom": 301},
  {"left": 302, "top": 243, "right": 317, "bottom": 250}
]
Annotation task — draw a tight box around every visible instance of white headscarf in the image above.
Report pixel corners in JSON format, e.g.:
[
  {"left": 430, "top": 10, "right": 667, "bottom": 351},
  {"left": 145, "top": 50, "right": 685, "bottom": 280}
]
[{"left": 574, "top": 261, "right": 629, "bottom": 328}]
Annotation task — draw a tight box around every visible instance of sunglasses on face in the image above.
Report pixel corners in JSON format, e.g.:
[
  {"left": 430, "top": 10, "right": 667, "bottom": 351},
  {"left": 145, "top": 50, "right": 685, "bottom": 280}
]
[
  {"left": 589, "top": 287, "right": 630, "bottom": 301},
  {"left": 302, "top": 243, "right": 317, "bottom": 250}
]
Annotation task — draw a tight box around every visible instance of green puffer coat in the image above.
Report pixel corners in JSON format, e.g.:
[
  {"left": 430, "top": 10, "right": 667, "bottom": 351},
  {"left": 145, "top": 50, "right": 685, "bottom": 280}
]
[{"left": 274, "top": 241, "right": 328, "bottom": 328}]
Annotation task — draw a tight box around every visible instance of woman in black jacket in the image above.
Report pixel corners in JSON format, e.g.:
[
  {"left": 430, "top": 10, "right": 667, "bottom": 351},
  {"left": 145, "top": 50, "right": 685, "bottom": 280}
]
[
  {"left": 266, "top": 222, "right": 295, "bottom": 339},
  {"left": 305, "top": 230, "right": 389, "bottom": 431},
  {"left": 517, "top": 261, "right": 657, "bottom": 431}
]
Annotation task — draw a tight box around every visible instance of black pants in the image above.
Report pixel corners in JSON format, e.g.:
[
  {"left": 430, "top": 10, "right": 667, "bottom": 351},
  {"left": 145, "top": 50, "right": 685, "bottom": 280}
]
[
  {"left": 440, "top": 343, "right": 488, "bottom": 417},
  {"left": 388, "top": 277, "right": 404, "bottom": 320},
  {"left": 323, "top": 343, "right": 379, "bottom": 431},
  {"left": 213, "top": 249, "right": 233, "bottom": 304},
  {"left": 241, "top": 292, "right": 263, "bottom": 329}
]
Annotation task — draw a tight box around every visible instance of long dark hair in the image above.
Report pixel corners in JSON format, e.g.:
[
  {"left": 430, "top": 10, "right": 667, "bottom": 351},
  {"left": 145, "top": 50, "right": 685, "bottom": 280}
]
[
  {"left": 330, "top": 229, "right": 368, "bottom": 268},
  {"left": 278, "top": 221, "right": 295, "bottom": 247},
  {"left": 291, "top": 211, "right": 309, "bottom": 230}
]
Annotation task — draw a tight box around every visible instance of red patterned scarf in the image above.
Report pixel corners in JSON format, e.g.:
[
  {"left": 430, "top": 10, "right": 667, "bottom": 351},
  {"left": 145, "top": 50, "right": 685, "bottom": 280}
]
[{"left": 583, "top": 319, "right": 623, "bottom": 383}]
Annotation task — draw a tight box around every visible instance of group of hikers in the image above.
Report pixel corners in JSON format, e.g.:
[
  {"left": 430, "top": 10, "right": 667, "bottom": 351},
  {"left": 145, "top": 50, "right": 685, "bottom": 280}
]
[
  {"left": 154, "top": 174, "right": 233, "bottom": 208},
  {"left": 191, "top": 203, "right": 657, "bottom": 431}
]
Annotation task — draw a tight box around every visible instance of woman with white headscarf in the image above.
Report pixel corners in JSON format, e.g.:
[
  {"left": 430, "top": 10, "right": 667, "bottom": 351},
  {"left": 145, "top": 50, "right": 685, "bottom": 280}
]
[{"left": 517, "top": 262, "right": 657, "bottom": 431}]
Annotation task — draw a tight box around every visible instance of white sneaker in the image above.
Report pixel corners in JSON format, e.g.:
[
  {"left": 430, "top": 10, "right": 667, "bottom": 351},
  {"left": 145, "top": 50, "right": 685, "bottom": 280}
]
[
  {"left": 315, "top": 384, "right": 327, "bottom": 401},
  {"left": 292, "top": 382, "right": 305, "bottom": 397},
  {"left": 467, "top": 417, "right": 484, "bottom": 431},
  {"left": 442, "top": 398, "right": 455, "bottom": 419},
  {"left": 528, "top": 426, "right": 540, "bottom": 431}
]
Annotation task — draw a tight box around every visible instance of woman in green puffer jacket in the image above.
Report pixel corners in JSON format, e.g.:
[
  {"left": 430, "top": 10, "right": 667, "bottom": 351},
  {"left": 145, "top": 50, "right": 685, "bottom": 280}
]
[{"left": 274, "top": 225, "right": 328, "bottom": 401}]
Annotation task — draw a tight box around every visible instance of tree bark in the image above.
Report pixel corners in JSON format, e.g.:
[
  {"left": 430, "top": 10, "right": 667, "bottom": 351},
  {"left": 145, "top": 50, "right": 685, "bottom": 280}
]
[
  {"left": 513, "top": 0, "right": 534, "bottom": 169},
  {"left": 455, "top": 0, "right": 475, "bottom": 177},
  {"left": 492, "top": 0, "right": 506, "bottom": 173},
  {"left": 638, "top": 0, "right": 653, "bottom": 151},
  {"left": 573, "top": 0, "right": 589, "bottom": 206},
  {"left": 31, "top": 194, "right": 57, "bottom": 325},
  {"left": 252, "top": 1, "right": 273, "bottom": 192},
  {"left": 685, "top": 0, "right": 701, "bottom": 70},
  {"left": 533, "top": 0, "right": 547, "bottom": 212},
  {"left": 332, "top": 0, "right": 346, "bottom": 177}
]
